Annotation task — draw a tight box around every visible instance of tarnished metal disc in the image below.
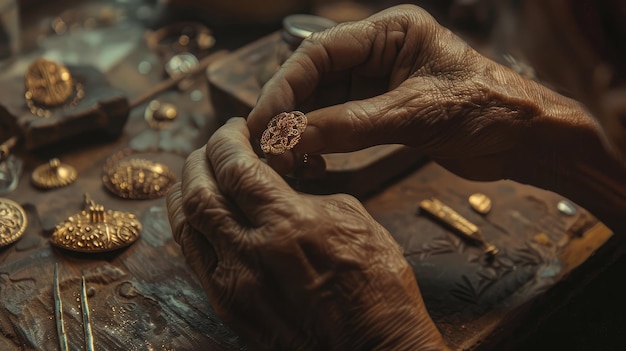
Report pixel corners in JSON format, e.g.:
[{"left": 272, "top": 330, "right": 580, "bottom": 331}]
[
  {"left": 468, "top": 193, "right": 492, "bottom": 215},
  {"left": 24, "top": 58, "right": 74, "bottom": 107},
  {"left": 103, "top": 157, "right": 176, "bottom": 200},
  {"left": 31, "top": 158, "right": 77, "bottom": 189},
  {"left": 50, "top": 205, "right": 142, "bottom": 253},
  {"left": 0, "top": 198, "right": 28, "bottom": 247}
]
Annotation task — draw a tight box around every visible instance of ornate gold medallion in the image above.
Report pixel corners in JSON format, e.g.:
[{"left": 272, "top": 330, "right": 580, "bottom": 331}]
[
  {"left": 260, "top": 111, "right": 307, "bottom": 155},
  {"left": 31, "top": 158, "right": 77, "bottom": 190},
  {"left": 24, "top": 58, "right": 85, "bottom": 117},
  {"left": 102, "top": 150, "right": 176, "bottom": 200},
  {"left": 50, "top": 194, "right": 142, "bottom": 253},
  {"left": 0, "top": 198, "right": 28, "bottom": 247},
  {"left": 24, "top": 58, "right": 74, "bottom": 107}
]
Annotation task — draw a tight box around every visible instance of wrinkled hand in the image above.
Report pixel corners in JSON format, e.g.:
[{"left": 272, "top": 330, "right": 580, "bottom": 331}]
[
  {"left": 167, "top": 118, "right": 446, "bottom": 351},
  {"left": 248, "top": 4, "right": 596, "bottom": 182}
]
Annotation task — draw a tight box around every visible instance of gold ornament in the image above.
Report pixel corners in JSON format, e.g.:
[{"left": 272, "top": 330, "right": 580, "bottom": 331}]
[
  {"left": 24, "top": 58, "right": 85, "bottom": 117},
  {"left": 260, "top": 111, "right": 307, "bottom": 155},
  {"left": 0, "top": 198, "right": 28, "bottom": 247},
  {"left": 102, "top": 150, "right": 176, "bottom": 200},
  {"left": 144, "top": 100, "right": 178, "bottom": 129},
  {"left": 468, "top": 193, "right": 492, "bottom": 215},
  {"left": 50, "top": 194, "right": 142, "bottom": 253},
  {"left": 31, "top": 158, "right": 77, "bottom": 189}
]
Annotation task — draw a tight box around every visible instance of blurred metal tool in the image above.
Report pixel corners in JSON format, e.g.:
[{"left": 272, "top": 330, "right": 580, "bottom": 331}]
[{"left": 419, "top": 198, "right": 499, "bottom": 258}]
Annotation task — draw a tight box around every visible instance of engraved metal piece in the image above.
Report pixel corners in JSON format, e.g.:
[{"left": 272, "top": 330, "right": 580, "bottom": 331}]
[
  {"left": 419, "top": 198, "right": 499, "bottom": 257},
  {"left": 24, "top": 58, "right": 74, "bottom": 107},
  {"left": 50, "top": 194, "right": 142, "bottom": 253},
  {"left": 260, "top": 111, "right": 307, "bottom": 155},
  {"left": 0, "top": 197, "right": 27, "bottom": 247},
  {"left": 468, "top": 193, "right": 492, "bottom": 215},
  {"left": 31, "top": 158, "right": 77, "bottom": 189},
  {"left": 557, "top": 200, "right": 577, "bottom": 216},
  {"left": 102, "top": 150, "right": 176, "bottom": 200},
  {"left": 144, "top": 100, "right": 178, "bottom": 129}
]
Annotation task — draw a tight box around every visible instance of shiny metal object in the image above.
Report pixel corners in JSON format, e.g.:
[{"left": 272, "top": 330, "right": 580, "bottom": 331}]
[
  {"left": 81, "top": 276, "right": 95, "bottom": 351},
  {"left": 468, "top": 193, "right": 492, "bottom": 215},
  {"left": 260, "top": 111, "right": 307, "bottom": 155},
  {"left": 31, "top": 158, "right": 77, "bottom": 189},
  {"left": 557, "top": 200, "right": 577, "bottom": 216},
  {"left": 102, "top": 150, "right": 176, "bottom": 200},
  {"left": 54, "top": 264, "right": 69, "bottom": 351},
  {"left": 24, "top": 58, "right": 74, "bottom": 107},
  {"left": 164, "top": 52, "right": 199, "bottom": 78},
  {"left": 419, "top": 198, "right": 498, "bottom": 257},
  {"left": 144, "top": 100, "right": 178, "bottom": 129},
  {"left": 50, "top": 194, "right": 142, "bottom": 253},
  {"left": 0, "top": 197, "right": 27, "bottom": 247}
]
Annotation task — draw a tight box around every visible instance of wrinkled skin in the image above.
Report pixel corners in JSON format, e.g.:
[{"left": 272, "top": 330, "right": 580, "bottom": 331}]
[
  {"left": 167, "top": 118, "right": 445, "bottom": 350},
  {"left": 168, "top": 4, "right": 626, "bottom": 351}
]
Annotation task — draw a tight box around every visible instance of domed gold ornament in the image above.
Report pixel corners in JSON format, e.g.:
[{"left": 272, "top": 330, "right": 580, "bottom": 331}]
[
  {"left": 0, "top": 198, "right": 28, "bottom": 247},
  {"left": 31, "top": 158, "right": 77, "bottom": 190},
  {"left": 144, "top": 100, "right": 178, "bottom": 129},
  {"left": 102, "top": 150, "right": 176, "bottom": 200},
  {"left": 24, "top": 58, "right": 74, "bottom": 107},
  {"left": 50, "top": 195, "right": 142, "bottom": 253}
]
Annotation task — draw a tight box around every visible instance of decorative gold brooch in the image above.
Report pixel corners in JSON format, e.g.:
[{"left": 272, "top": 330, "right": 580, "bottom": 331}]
[
  {"left": 50, "top": 194, "right": 142, "bottom": 253},
  {"left": 0, "top": 197, "right": 28, "bottom": 247},
  {"left": 31, "top": 158, "right": 77, "bottom": 190},
  {"left": 24, "top": 58, "right": 85, "bottom": 117},
  {"left": 102, "top": 149, "right": 176, "bottom": 200},
  {"left": 260, "top": 111, "right": 307, "bottom": 155}
]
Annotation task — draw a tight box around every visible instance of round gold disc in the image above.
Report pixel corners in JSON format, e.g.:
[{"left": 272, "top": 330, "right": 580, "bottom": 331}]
[
  {"left": 103, "top": 157, "right": 176, "bottom": 200},
  {"left": 0, "top": 198, "right": 28, "bottom": 247},
  {"left": 50, "top": 207, "right": 142, "bottom": 253},
  {"left": 31, "top": 158, "right": 77, "bottom": 190},
  {"left": 24, "top": 58, "right": 74, "bottom": 107}
]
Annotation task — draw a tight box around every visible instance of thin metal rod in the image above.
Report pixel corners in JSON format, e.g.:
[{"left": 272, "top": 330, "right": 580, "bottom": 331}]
[
  {"left": 53, "top": 264, "right": 69, "bottom": 351},
  {"left": 81, "top": 276, "right": 95, "bottom": 351}
]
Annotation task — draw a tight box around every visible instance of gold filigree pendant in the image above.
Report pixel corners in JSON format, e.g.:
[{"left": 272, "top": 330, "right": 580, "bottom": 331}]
[
  {"left": 260, "top": 111, "right": 307, "bottom": 155},
  {"left": 0, "top": 198, "right": 28, "bottom": 247}
]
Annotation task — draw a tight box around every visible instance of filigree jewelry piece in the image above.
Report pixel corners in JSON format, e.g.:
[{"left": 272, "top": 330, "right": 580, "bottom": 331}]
[
  {"left": 50, "top": 194, "right": 142, "bottom": 253},
  {"left": 144, "top": 100, "right": 178, "bottom": 129},
  {"left": 260, "top": 111, "right": 307, "bottom": 155},
  {"left": 24, "top": 58, "right": 85, "bottom": 117},
  {"left": 468, "top": 193, "right": 492, "bottom": 215},
  {"left": 0, "top": 197, "right": 28, "bottom": 247},
  {"left": 31, "top": 158, "right": 77, "bottom": 189},
  {"left": 419, "top": 198, "right": 499, "bottom": 258},
  {"left": 102, "top": 150, "right": 176, "bottom": 200}
]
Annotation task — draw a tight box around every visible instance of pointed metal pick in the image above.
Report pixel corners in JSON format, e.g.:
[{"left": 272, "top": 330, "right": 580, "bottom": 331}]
[{"left": 54, "top": 264, "right": 68, "bottom": 351}]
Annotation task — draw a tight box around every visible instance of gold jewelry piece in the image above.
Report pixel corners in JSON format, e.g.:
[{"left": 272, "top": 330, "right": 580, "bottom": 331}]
[
  {"left": 419, "top": 198, "right": 498, "bottom": 257},
  {"left": 31, "top": 158, "right": 77, "bottom": 190},
  {"left": 24, "top": 58, "right": 85, "bottom": 117},
  {"left": 50, "top": 194, "right": 142, "bottom": 253},
  {"left": 144, "top": 100, "right": 178, "bottom": 129},
  {"left": 260, "top": 111, "right": 307, "bottom": 155},
  {"left": 102, "top": 149, "right": 176, "bottom": 200},
  {"left": 0, "top": 197, "right": 27, "bottom": 247},
  {"left": 468, "top": 193, "right": 492, "bottom": 215}
]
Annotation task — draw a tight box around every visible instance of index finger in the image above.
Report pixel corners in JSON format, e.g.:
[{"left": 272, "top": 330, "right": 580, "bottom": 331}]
[{"left": 207, "top": 117, "right": 299, "bottom": 227}]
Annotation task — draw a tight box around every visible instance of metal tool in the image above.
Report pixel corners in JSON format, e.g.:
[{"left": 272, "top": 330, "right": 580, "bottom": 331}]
[{"left": 54, "top": 264, "right": 95, "bottom": 351}]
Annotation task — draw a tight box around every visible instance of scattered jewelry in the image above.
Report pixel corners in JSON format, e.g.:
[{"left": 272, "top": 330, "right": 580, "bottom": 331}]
[
  {"left": 0, "top": 197, "right": 27, "bottom": 247},
  {"left": 260, "top": 111, "right": 307, "bottom": 155},
  {"left": 31, "top": 158, "right": 77, "bottom": 190},
  {"left": 468, "top": 193, "right": 492, "bottom": 215},
  {"left": 102, "top": 149, "right": 176, "bottom": 200},
  {"left": 50, "top": 193, "right": 142, "bottom": 253},
  {"left": 557, "top": 200, "right": 577, "bottom": 216},
  {"left": 144, "top": 100, "right": 178, "bottom": 129},
  {"left": 419, "top": 198, "right": 498, "bottom": 258}
]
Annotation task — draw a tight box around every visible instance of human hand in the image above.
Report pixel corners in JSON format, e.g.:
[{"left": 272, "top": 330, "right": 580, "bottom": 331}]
[
  {"left": 247, "top": 4, "right": 597, "bottom": 183},
  {"left": 167, "top": 118, "right": 446, "bottom": 351}
]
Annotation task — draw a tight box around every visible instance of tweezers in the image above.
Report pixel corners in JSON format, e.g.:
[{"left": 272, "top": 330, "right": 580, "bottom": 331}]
[{"left": 54, "top": 264, "right": 95, "bottom": 351}]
